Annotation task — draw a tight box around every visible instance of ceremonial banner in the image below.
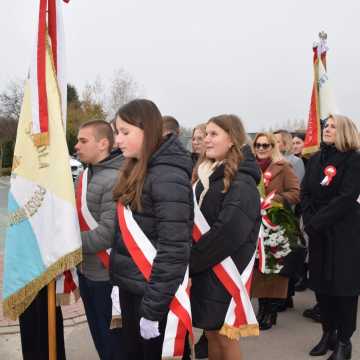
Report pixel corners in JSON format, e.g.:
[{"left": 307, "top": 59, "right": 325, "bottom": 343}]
[
  {"left": 2, "top": 0, "right": 81, "bottom": 320},
  {"left": 303, "top": 33, "right": 338, "bottom": 156}
]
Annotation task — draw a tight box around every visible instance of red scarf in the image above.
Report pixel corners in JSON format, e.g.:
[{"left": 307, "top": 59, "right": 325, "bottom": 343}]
[{"left": 256, "top": 157, "right": 272, "bottom": 173}]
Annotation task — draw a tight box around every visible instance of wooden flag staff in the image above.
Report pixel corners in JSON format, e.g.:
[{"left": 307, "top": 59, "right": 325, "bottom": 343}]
[{"left": 48, "top": 280, "right": 57, "bottom": 360}]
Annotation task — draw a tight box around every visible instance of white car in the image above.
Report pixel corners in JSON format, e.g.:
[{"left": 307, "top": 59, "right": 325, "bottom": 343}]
[{"left": 69, "top": 157, "right": 83, "bottom": 182}]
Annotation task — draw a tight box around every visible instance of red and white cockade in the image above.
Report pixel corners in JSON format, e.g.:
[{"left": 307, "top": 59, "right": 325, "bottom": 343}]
[{"left": 320, "top": 165, "right": 337, "bottom": 186}]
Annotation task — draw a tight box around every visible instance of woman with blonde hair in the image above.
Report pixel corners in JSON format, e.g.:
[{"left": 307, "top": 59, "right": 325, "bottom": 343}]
[
  {"left": 191, "top": 123, "right": 207, "bottom": 166},
  {"left": 301, "top": 115, "right": 360, "bottom": 360},
  {"left": 252, "top": 132, "right": 300, "bottom": 330},
  {"left": 191, "top": 114, "right": 261, "bottom": 360}
]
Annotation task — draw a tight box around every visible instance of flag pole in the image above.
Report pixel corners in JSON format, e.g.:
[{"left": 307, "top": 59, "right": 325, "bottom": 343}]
[{"left": 48, "top": 280, "right": 57, "bottom": 360}]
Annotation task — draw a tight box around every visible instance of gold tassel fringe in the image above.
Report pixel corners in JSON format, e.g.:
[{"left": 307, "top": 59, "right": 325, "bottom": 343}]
[
  {"left": 219, "top": 323, "right": 259, "bottom": 340},
  {"left": 110, "top": 315, "right": 122, "bottom": 329},
  {"left": 3, "top": 248, "right": 82, "bottom": 320},
  {"left": 56, "top": 287, "right": 80, "bottom": 306}
]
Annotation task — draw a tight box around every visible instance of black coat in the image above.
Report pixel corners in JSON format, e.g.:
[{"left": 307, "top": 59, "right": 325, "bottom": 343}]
[
  {"left": 110, "top": 135, "right": 193, "bottom": 321},
  {"left": 301, "top": 144, "right": 360, "bottom": 296},
  {"left": 190, "top": 145, "right": 261, "bottom": 330}
]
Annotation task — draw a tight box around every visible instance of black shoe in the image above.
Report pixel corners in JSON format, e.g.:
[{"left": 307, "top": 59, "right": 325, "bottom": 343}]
[
  {"left": 259, "top": 311, "right": 277, "bottom": 331},
  {"left": 309, "top": 331, "right": 337, "bottom": 356},
  {"left": 327, "top": 341, "right": 352, "bottom": 360},
  {"left": 303, "top": 303, "right": 321, "bottom": 323},
  {"left": 256, "top": 302, "right": 266, "bottom": 323},
  {"left": 194, "top": 333, "right": 208, "bottom": 359}
]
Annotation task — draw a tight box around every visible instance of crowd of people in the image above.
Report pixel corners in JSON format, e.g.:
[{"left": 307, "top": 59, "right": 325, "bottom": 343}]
[{"left": 18, "top": 99, "right": 360, "bottom": 360}]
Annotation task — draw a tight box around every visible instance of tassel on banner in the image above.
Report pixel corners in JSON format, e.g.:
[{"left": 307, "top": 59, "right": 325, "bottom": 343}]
[{"left": 219, "top": 323, "right": 259, "bottom": 339}]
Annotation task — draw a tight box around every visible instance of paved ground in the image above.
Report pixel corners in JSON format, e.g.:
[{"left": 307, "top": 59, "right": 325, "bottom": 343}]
[{"left": 1, "top": 289, "right": 359, "bottom": 359}]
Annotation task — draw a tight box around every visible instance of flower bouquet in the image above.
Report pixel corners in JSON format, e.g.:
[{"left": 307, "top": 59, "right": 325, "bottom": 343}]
[{"left": 257, "top": 191, "right": 301, "bottom": 275}]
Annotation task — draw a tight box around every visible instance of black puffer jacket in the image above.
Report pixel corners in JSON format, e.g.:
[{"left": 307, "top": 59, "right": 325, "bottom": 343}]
[
  {"left": 110, "top": 135, "right": 193, "bottom": 321},
  {"left": 190, "top": 145, "right": 261, "bottom": 330}
]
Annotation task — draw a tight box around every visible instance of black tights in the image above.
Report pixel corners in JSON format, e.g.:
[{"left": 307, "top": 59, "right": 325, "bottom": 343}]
[{"left": 316, "top": 293, "right": 358, "bottom": 342}]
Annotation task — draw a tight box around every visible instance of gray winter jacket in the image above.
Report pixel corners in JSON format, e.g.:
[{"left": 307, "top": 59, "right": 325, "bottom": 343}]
[
  {"left": 284, "top": 153, "right": 305, "bottom": 182},
  {"left": 78, "top": 150, "right": 123, "bottom": 281}
]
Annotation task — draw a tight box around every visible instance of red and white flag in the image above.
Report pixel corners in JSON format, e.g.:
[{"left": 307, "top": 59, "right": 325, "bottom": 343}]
[{"left": 303, "top": 32, "right": 338, "bottom": 156}]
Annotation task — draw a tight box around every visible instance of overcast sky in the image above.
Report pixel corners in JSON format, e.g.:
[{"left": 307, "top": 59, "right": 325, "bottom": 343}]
[{"left": 1, "top": 1, "right": 360, "bottom": 131}]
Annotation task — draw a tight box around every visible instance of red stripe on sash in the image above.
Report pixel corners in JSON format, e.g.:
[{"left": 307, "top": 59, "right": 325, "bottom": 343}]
[
  {"left": 37, "top": 0, "right": 49, "bottom": 133},
  {"left": 193, "top": 196, "right": 257, "bottom": 330},
  {"left": 76, "top": 171, "right": 110, "bottom": 269},
  {"left": 213, "top": 264, "right": 247, "bottom": 327},
  {"left": 75, "top": 173, "right": 89, "bottom": 232},
  {"left": 63, "top": 270, "right": 77, "bottom": 293},
  {"left": 48, "top": 0, "right": 58, "bottom": 72},
  {"left": 117, "top": 202, "right": 193, "bottom": 355},
  {"left": 117, "top": 204, "right": 152, "bottom": 279},
  {"left": 170, "top": 296, "right": 193, "bottom": 355}
]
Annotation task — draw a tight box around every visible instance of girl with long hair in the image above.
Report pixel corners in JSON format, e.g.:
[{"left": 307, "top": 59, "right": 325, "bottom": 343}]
[
  {"left": 110, "top": 99, "right": 193, "bottom": 360},
  {"left": 191, "top": 114, "right": 261, "bottom": 360}
]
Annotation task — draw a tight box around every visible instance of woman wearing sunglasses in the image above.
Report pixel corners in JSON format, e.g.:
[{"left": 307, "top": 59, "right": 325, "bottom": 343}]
[{"left": 252, "top": 132, "right": 300, "bottom": 330}]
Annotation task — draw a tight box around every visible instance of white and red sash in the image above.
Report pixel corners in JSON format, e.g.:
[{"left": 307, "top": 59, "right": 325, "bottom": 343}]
[
  {"left": 117, "top": 203, "right": 193, "bottom": 359},
  {"left": 76, "top": 168, "right": 121, "bottom": 322},
  {"left": 56, "top": 268, "right": 80, "bottom": 305},
  {"left": 76, "top": 168, "right": 110, "bottom": 266},
  {"left": 257, "top": 191, "right": 279, "bottom": 274},
  {"left": 192, "top": 186, "right": 259, "bottom": 338}
]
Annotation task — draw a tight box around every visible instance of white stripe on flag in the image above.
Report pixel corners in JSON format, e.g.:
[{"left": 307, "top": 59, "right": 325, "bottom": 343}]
[
  {"left": 30, "top": 10, "right": 40, "bottom": 134},
  {"left": 55, "top": 0, "right": 67, "bottom": 128}
]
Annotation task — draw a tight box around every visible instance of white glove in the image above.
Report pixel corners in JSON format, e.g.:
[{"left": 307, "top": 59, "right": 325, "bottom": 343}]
[{"left": 140, "top": 317, "right": 160, "bottom": 340}]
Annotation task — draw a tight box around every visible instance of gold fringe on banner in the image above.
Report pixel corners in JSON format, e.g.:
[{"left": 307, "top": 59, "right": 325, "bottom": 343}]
[
  {"left": 3, "top": 248, "right": 82, "bottom": 320},
  {"left": 219, "top": 323, "right": 259, "bottom": 340},
  {"left": 32, "top": 132, "right": 50, "bottom": 147}
]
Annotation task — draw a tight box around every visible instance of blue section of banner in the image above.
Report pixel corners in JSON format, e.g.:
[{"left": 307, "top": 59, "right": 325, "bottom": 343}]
[{"left": 3, "top": 192, "right": 45, "bottom": 299}]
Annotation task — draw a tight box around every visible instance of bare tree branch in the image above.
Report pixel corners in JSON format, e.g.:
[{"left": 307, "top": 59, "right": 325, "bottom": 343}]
[{"left": 0, "top": 79, "right": 24, "bottom": 121}]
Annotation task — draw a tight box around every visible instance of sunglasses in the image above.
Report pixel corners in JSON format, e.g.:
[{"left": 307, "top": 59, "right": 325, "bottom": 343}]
[{"left": 255, "top": 143, "right": 271, "bottom": 150}]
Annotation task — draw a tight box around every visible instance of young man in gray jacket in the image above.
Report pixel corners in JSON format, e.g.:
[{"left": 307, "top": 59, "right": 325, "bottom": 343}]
[{"left": 75, "top": 120, "right": 123, "bottom": 360}]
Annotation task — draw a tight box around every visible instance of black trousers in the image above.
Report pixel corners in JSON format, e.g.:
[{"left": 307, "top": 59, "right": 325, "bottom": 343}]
[
  {"left": 316, "top": 293, "right": 358, "bottom": 342},
  {"left": 19, "top": 286, "right": 66, "bottom": 360},
  {"left": 119, "top": 288, "right": 167, "bottom": 360},
  {"left": 119, "top": 288, "right": 191, "bottom": 360},
  {"left": 78, "top": 272, "right": 114, "bottom": 360}
]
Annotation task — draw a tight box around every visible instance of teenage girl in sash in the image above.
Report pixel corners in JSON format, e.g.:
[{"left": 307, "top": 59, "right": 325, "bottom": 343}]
[
  {"left": 191, "top": 115, "right": 261, "bottom": 360},
  {"left": 110, "top": 99, "right": 193, "bottom": 360}
]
